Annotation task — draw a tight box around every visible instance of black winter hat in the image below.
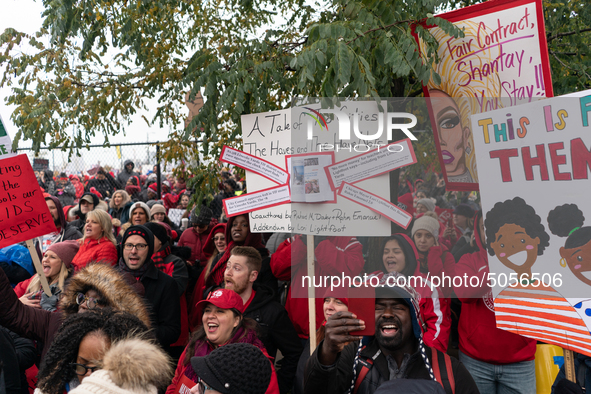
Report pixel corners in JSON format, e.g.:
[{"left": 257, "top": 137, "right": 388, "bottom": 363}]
[
  {"left": 453, "top": 203, "right": 476, "bottom": 218},
  {"left": 190, "top": 206, "right": 213, "bottom": 226},
  {"left": 120, "top": 225, "right": 154, "bottom": 260},
  {"left": 190, "top": 343, "right": 272, "bottom": 394},
  {"left": 144, "top": 222, "right": 169, "bottom": 245}
]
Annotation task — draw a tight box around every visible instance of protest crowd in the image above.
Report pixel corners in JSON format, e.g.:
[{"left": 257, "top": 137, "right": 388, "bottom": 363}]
[{"left": 0, "top": 158, "right": 583, "bottom": 394}]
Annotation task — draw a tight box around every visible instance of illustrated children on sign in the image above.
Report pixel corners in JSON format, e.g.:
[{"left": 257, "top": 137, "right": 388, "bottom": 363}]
[
  {"left": 548, "top": 204, "right": 591, "bottom": 330},
  {"left": 420, "top": 21, "right": 502, "bottom": 188},
  {"left": 485, "top": 197, "right": 591, "bottom": 355}
]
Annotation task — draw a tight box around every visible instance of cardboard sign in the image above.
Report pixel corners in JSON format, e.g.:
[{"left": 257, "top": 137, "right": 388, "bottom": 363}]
[
  {"left": 417, "top": 0, "right": 553, "bottom": 191},
  {"left": 220, "top": 145, "right": 289, "bottom": 185},
  {"left": 325, "top": 139, "right": 417, "bottom": 190},
  {"left": 223, "top": 184, "right": 291, "bottom": 217},
  {"left": 472, "top": 92, "right": 591, "bottom": 356},
  {"left": 338, "top": 183, "right": 413, "bottom": 229},
  {"left": 0, "top": 154, "right": 57, "bottom": 249}
]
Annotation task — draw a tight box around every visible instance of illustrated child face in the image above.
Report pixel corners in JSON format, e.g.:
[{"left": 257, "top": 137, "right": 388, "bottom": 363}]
[
  {"left": 489, "top": 223, "right": 540, "bottom": 274},
  {"left": 560, "top": 242, "right": 591, "bottom": 287}
]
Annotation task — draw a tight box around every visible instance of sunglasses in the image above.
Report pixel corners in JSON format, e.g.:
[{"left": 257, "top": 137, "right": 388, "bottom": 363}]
[
  {"left": 70, "top": 362, "right": 101, "bottom": 376},
  {"left": 196, "top": 378, "right": 215, "bottom": 393},
  {"left": 76, "top": 293, "right": 101, "bottom": 309}
]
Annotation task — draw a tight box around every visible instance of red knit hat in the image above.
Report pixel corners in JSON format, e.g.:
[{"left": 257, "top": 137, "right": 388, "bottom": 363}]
[{"left": 195, "top": 288, "right": 244, "bottom": 317}]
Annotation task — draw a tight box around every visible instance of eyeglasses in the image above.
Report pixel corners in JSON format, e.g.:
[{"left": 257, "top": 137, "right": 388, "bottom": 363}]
[
  {"left": 194, "top": 223, "right": 208, "bottom": 229},
  {"left": 123, "top": 243, "right": 148, "bottom": 251},
  {"left": 76, "top": 293, "right": 101, "bottom": 309},
  {"left": 70, "top": 362, "right": 101, "bottom": 375},
  {"left": 197, "top": 378, "right": 215, "bottom": 393},
  {"left": 213, "top": 236, "right": 225, "bottom": 241}
]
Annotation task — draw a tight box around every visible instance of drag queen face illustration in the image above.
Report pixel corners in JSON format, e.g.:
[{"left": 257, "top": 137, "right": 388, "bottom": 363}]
[
  {"left": 485, "top": 197, "right": 550, "bottom": 278},
  {"left": 548, "top": 204, "right": 591, "bottom": 287},
  {"left": 429, "top": 89, "right": 471, "bottom": 178},
  {"left": 420, "top": 20, "right": 503, "bottom": 184}
]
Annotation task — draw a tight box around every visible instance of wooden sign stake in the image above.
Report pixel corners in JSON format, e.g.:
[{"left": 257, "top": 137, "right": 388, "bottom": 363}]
[{"left": 25, "top": 239, "right": 52, "bottom": 297}]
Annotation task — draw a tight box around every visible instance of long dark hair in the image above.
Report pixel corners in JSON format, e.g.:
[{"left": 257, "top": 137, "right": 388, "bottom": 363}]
[
  {"left": 366, "top": 234, "right": 418, "bottom": 276},
  {"left": 37, "top": 309, "right": 152, "bottom": 394},
  {"left": 183, "top": 307, "right": 259, "bottom": 366}
]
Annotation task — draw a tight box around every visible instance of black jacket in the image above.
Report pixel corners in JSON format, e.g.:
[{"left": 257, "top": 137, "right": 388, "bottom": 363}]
[
  {"left": 304, "top": 339, "right": 479, "bottom": 394},
  {"left": 243, "top": 284, "right": 303, "bottom": 394},
  {"left": 137, "top": 262, "right": 181, "bottom": 350}
]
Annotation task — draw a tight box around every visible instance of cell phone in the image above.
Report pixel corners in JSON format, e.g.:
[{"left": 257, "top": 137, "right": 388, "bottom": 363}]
[
  {"left": 447, "top": 216, "right": 453, "bottom": 228},
  {"left": 347, "top": 286, "right": 376, "bottom": 336}
]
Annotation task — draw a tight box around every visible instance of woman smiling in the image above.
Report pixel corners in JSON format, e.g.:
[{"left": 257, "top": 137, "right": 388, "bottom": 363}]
[
  {"left": 15, "top": 240, "right": 79, "bottom": 311},
  {"left": 71, "top": 210, "right": 118, "bottom": 270},
  {"left": 167, "top": 288, "right": 279, "bottom": 394}
]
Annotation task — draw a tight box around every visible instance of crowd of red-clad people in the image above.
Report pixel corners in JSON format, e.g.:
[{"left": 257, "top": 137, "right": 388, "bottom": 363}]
[{"left": 0, "top": 164, "right": 581, "bottom": 394}]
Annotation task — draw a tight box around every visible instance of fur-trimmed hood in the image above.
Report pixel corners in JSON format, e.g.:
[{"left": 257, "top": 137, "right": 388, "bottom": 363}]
[
  {"left": 69, "top": 339, "right": 172, "bottom": 394},
  {"left": 59, "top": 263, "right": 151, "bottom": 328}
]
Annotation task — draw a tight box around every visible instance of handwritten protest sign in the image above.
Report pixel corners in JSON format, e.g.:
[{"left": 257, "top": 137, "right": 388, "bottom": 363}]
[
  {"left": 0, "top": 154, "right": 57, "bottom": 248},
  {"left": 338, "top": 183, "right": 413, "bottom": 229},
  {"left": 472, "top": 92, "right": 591, "bottom": 356},
  {"left": 221, "top": 145, "right": 289, "bottom": 185},
  {"left": 0, "top": 116, "right": 15, "bottom": 160},
  {"left": 242, "top": 103, "right": 396, "bottom": 236},
  {"left": 325, "top": 139, "right": 416, "bottom": 191},
  {"left": 417, "top": 0, "right": 553, "bottom": 191},
  {"left": 223, "top": 185, "right": 291, "bottom": 217}
]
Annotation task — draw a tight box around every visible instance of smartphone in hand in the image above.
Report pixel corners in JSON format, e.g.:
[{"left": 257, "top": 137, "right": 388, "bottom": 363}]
[{"left": 347, "top": 286, "right": 376, "bottom": 336}]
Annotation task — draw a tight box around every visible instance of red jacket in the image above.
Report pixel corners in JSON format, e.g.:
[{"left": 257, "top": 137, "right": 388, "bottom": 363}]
[
  {"left": 70, "top": 237, "right": 118, "bottom": 271},
  {"left": 270, "top": 236, "right": 364, "bottom": 339},
  {"left": 178, "top": 227, "right": 211, "bottom": 266},
  {"left": 14, "top": 277, "right": 34, "bottom": 298},
  {"left": 414, "top": 245, "right": 455, "bottom": 298},
  {"left": 454, "top": 222, "right": 536, "bottom": 365}
]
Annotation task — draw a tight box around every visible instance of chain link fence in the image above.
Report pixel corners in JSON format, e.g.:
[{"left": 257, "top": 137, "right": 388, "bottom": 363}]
[{"left": 16, "top": 142, "right": 171, "bottom": 175}]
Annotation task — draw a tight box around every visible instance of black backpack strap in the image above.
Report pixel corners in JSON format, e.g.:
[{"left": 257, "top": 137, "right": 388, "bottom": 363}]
[
  {"left": 577, "top": 358, "right": 587, "bottom": 392},
  {"left": 353, "top": 348, "right": 381, "bottom": 394},
  {"left": 430, "top": 347, "right": 455, "bottom": 394}
]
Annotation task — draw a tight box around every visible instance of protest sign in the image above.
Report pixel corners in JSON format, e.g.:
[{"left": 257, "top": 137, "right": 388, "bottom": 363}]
[
  {"left": 472, "top": 92, "right": 591, "bottom": 356},
  {"left": 0, "top": 115, "right": 15, "bottom": 160},
  {"left": 338, "top": 183, "right": 413, "bottom": 229},
  {"left": 0, "top": 154, "right": 57, "bottom": 247},
  {"left": 221, "top": 145, "right": 289, "bottom": 185},
  {"left": 223, "top": 185, "right": 291, "bottom": 217},
  {"left": 286, "top": 152, "right": 336, "bottom": 203},
  {"left": 324, "top": 139, "right": 416, "bottom": 191},
  {"left": 242, "top": 102, "right": 405, "bottom": 236},
  {"left": 167, "top": 208, "right": 185, "bottom": 226},
  {"left": 417, "top": 0, "right": 553, "bottom": 191}
]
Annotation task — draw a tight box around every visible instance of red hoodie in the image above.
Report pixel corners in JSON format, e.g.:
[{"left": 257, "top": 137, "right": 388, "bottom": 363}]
[
  {"left": 270, "top": 235, "right": 364, "bottom": 339},
  {"left": 454, "top": 217, "right": 536, "bottom": 364}
]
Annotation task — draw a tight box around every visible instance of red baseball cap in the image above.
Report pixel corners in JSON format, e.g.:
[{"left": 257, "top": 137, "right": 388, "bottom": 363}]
[{"left": 195, "top": 288, "right": 244, "bottom": 317}]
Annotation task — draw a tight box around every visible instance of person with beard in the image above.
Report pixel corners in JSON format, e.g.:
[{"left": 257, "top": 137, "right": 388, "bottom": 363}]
[
  {"left": 118, "top": 225, "right": 181, "bottom": 354},
  {"left": 303, "top": 272, "right": 478, "bottom": 394},
  {"left": 42, "top": 196, "right": 83, "bottom": 251},
  {"left": 69, "top": 193, "right": 100, "bottom": 233},
  {"left": 224, "top": 246, "right": 302, "bottom": 394},
  {"left": 189, "top": 215, "right": 277, "bottom": 329}
]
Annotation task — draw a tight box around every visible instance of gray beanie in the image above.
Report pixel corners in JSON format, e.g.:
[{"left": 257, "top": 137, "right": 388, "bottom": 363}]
[
  {"left": 129, "top": 202, "right": 151, "bottom": 222},
  {"left": 416, "top": 198, "right": 435, "bottom": 212},
  {"left": 411, "top": 215, "right": 440, "bottom": 239}
]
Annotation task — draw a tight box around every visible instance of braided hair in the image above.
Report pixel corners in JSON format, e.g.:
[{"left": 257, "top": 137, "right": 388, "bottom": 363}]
[{"left": 37, "top": 308, "right": 152, "bottom": 394}]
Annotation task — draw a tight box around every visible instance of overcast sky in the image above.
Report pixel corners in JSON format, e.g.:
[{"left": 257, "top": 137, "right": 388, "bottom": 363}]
[{"left": 0, "top": 0, "right": 177, "bottom": 147}]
